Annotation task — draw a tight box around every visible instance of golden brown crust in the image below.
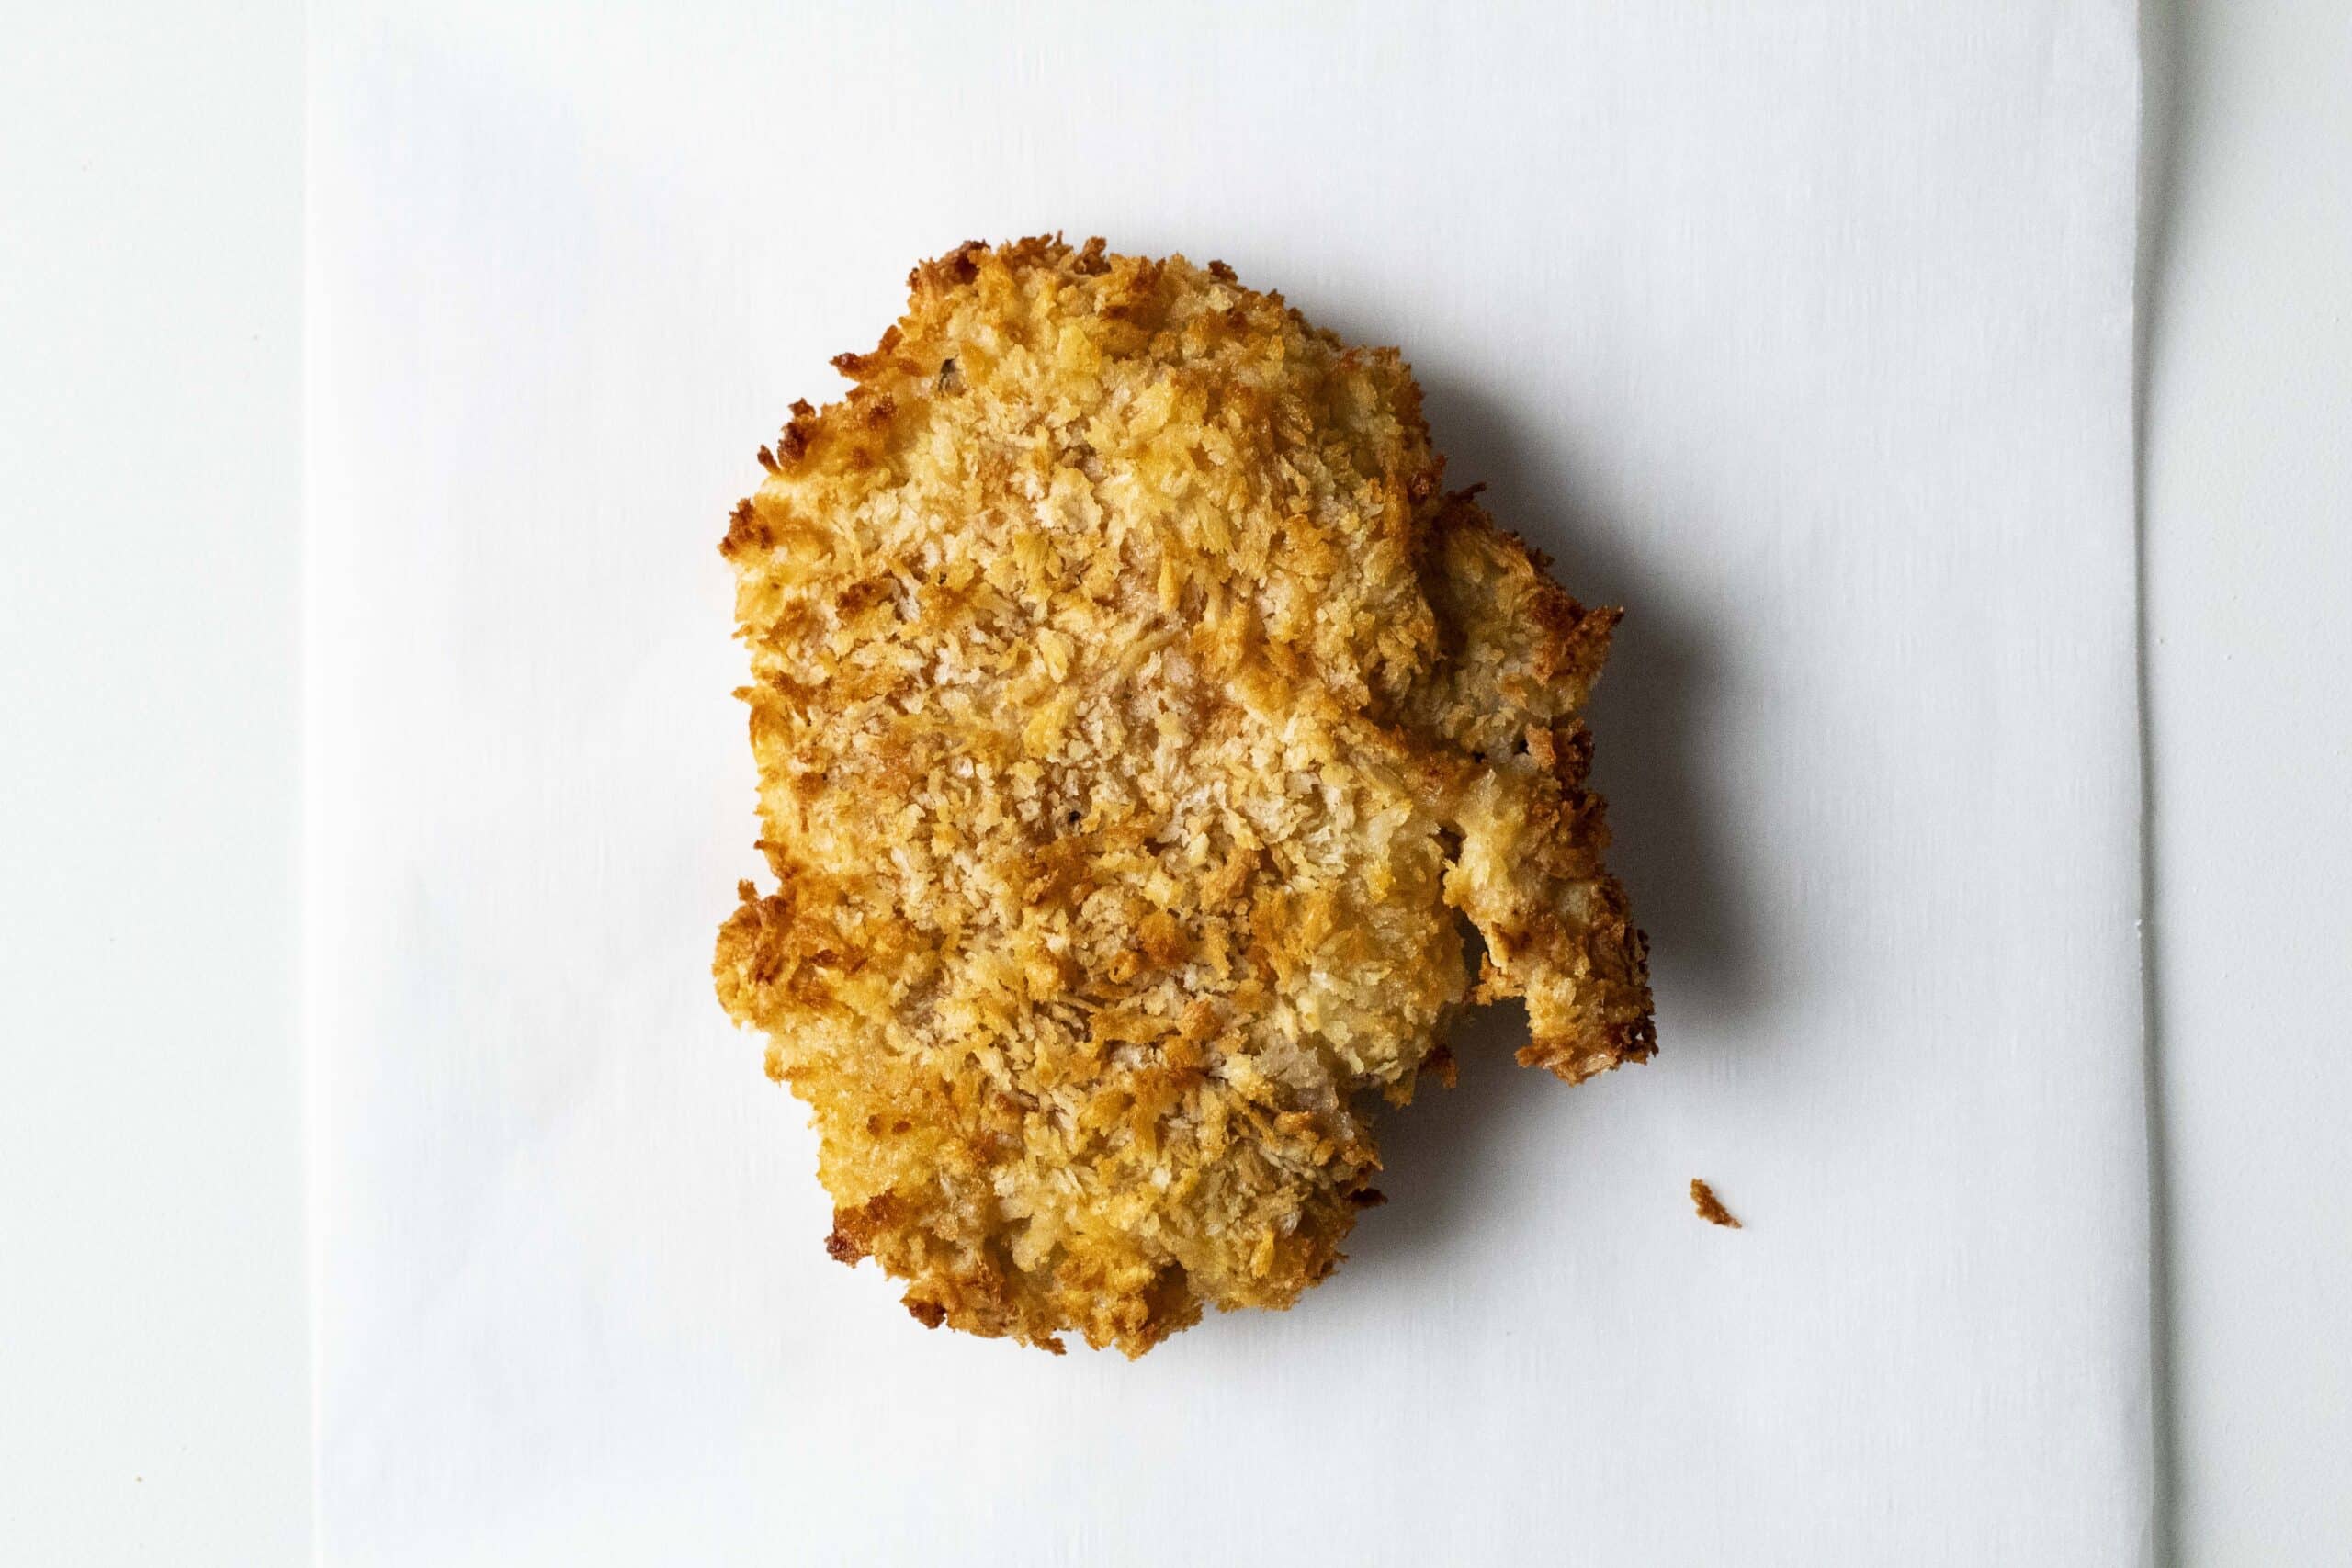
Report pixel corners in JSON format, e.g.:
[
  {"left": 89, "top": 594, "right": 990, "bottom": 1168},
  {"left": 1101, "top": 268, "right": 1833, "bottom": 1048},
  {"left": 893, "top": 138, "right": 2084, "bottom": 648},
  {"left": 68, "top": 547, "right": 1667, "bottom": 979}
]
[
  {"left": 714, "top": 238, "right": 1653, "bottom": 1355},
  {"left": 1690, "top": 1179, "right": 1742, "bottom": 1229}
]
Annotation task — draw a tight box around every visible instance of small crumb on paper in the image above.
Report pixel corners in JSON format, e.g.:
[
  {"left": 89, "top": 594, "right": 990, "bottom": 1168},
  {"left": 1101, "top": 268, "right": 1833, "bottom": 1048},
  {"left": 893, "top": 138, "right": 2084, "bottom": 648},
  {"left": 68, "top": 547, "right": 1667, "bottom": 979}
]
[{"left": 1690, "top": 1179, "right": 1742, "bottom": 1229}]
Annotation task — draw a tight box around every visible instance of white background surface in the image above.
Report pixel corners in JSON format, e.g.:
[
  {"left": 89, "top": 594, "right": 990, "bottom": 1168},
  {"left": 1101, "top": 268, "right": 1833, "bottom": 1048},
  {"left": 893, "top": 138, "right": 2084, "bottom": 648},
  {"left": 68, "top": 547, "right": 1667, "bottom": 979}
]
[
  {"left": 2138, "top": 2, "right": 2352, "bottom": 1558},
  {"left": 308, "top": 2, "right": 2145, "bottom": 1565},
  {"left": 2, "top": 2, "right": 2346, "bottom": 1564},
  {"left": 0, "top": 6, "right": 311, "bottom": 1566}
]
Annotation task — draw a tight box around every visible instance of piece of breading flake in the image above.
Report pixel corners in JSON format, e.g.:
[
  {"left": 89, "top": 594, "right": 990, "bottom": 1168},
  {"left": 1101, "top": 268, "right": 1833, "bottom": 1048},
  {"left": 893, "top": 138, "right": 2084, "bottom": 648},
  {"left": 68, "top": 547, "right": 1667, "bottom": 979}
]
[
  {"left": 714, "top": 237, "right": 1655, "bottom": 1356},
  {"left": 1690, "top": 1179, "right": 1742, "bottom": 1229}
]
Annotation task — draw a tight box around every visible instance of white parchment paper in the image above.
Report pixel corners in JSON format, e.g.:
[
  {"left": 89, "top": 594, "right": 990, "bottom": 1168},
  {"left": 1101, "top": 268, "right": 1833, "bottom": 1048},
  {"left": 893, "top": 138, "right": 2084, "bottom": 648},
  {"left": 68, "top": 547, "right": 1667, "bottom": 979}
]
[{"left": 308, "top": 3, "right": 2149, "bottom": 1562}]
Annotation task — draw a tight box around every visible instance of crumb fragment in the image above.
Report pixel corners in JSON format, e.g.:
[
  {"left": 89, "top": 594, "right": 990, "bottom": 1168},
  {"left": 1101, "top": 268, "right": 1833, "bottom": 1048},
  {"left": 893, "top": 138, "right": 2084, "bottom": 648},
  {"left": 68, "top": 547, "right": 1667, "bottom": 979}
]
[{"left": 1690, "top": 1178, "right": 1742, "bottom": 1229}]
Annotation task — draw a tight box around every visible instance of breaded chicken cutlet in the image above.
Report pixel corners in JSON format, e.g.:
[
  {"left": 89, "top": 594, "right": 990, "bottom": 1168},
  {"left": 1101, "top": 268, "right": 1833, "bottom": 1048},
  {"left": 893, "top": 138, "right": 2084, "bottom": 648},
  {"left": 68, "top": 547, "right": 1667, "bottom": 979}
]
[{"left": 714, "top": 237, "right": 1653, "bottom": 1356}]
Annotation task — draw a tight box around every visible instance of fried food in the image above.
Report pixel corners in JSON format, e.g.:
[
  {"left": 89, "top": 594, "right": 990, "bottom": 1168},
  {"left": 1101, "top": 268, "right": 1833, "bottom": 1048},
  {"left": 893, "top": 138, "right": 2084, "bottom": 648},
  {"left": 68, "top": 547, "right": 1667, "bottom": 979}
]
[{"left": 713, "top": 238, "right": 1653, "bottom": 1355}]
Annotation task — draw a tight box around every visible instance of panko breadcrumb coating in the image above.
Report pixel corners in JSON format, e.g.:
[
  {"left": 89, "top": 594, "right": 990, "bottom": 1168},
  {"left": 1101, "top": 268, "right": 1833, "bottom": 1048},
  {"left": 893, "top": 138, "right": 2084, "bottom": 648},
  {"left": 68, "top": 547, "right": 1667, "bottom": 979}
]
[{"left": 714, "top": 238, "right": 1653, "bottom": 1356}]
